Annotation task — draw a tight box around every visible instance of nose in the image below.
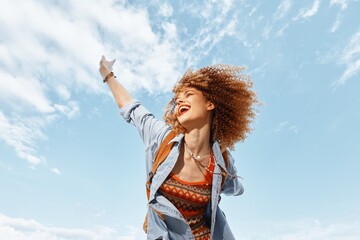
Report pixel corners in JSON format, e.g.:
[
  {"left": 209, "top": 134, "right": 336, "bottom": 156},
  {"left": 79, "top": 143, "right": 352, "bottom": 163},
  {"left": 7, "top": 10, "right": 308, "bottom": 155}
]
[{"left": 176, "top": 99, "right": 185, "bottom": 105}]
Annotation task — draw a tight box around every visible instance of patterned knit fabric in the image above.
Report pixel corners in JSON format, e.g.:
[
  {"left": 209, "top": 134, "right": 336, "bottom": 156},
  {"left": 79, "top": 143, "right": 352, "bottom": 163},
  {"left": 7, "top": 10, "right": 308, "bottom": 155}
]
[{"left": 159, "top": 154, "right": 215, "bottom": 240}]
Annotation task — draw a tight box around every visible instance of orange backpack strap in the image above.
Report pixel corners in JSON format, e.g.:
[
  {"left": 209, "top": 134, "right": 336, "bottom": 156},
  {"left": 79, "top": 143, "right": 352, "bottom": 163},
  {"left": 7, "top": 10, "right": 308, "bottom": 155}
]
[
  {"left": 220, "top": 150, "right": 229, "bottom": 189},
  {"left": 145, "top": 130, "right": 176, "bottom": 200},
  {"left": 143, "top": 130, "right": 176, "bottom": 233}
]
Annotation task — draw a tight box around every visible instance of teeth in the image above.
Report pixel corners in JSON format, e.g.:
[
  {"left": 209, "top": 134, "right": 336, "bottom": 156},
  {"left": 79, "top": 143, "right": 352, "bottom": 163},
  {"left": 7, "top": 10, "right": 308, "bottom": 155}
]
[
  {"left": 180, "top": 106, "right": 190, "bottom": 111},
  {"left": 179, "top": 105, "right": 190, "bottom": 114}
]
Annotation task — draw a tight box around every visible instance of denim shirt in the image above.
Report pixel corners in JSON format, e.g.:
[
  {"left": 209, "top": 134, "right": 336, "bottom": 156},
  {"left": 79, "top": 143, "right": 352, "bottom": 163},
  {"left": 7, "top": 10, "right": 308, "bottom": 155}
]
[{"left": 119, "top": 99, "right": 244, "bottom": 240}]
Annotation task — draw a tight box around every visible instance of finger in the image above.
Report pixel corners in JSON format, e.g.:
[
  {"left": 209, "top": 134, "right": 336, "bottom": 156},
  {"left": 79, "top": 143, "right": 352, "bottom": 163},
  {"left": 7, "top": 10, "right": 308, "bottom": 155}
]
[
  {"left": 100, "top": 56, "right": 106, "bottom": 64},
  {"left": 110, "top": 59, "right": 116, "bottom": 66}
]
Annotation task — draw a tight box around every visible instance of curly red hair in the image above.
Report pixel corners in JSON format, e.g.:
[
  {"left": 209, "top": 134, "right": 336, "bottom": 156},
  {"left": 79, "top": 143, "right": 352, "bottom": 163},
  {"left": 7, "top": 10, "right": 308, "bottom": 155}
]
[{"left": 163, "top": 64, "right": 259, "bottom": 151}]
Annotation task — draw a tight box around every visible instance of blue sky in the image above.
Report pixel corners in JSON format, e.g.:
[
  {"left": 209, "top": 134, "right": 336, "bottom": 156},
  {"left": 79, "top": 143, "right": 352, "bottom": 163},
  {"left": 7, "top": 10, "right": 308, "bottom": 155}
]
[{"left": 0, "top": 0, "right": 360, "bottom": 239}]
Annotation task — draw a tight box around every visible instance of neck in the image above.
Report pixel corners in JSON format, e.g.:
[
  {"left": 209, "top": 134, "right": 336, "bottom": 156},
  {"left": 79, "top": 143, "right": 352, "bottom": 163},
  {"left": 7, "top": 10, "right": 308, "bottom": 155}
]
[{"left": 183, "top": 125, "right": 212, "bottom": 157}]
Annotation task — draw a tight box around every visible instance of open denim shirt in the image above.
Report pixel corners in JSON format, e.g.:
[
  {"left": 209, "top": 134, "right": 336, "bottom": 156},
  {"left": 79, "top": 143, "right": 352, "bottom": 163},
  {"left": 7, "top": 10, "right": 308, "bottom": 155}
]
[{"left": 120, "top": 100, "right": 244, "bottom": 240}]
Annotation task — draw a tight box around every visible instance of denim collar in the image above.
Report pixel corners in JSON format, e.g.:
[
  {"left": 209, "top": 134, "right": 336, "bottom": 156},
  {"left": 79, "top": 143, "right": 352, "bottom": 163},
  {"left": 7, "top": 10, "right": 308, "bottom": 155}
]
[{"left": 168, "top": 133, "right": 227, "bottom": 171}]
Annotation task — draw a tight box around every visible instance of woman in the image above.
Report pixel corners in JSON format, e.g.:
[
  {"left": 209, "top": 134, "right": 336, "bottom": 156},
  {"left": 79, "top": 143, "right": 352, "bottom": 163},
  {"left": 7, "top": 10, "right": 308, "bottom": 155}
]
[{"left": 99, "top": 56, "right": 258, "bottom": 240}]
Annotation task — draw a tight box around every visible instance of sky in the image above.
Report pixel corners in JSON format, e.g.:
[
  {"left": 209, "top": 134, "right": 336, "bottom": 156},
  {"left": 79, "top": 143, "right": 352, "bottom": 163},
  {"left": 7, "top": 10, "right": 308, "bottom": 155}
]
[{"left": 0, "top": 0, "right": 360, "bottom": 239}]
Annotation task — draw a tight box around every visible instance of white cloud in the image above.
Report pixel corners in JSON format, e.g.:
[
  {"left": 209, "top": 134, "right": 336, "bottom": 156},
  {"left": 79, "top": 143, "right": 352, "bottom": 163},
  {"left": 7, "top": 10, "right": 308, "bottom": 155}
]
[
  {"left": 289, "top": 125, "right": 299, "bottom": 134},
  {"left": 262, "top": 25, "right": 273, "bottom": 40},
  {"left": 54, "top": 101, "right": 80, "bottom": 119},
  {"left": 329, "top": 0, "right": 353, "bottom": 33},
  {"left": 158, "top": 2, "right": 173, "bottom": 17},
  {"left": 0, "top": 162, "right": 13, "bottom": 171},
  {"left": 50, "top": 168, "right": 61, "bottom": 175},
  {"left": 56, "top": 85, "right": 71, "bottom": 101},
  {"left": 248, "top": 4, "right": 259, "bottom": 17},
  {"left": 273, "top": 121, "right": 289, "bottom": 133},
  {"left": 118, "top": 226, "right": 147, "bottom": 240},
  {"left": 274, "top": 0, "right": 293, "bottom": 20},
  {"left": 0, "top": 104, "right": 80, "bottom": 166},
  {"left": 294, "top": 0, "right": 321, "bottom": 20},
  {"left": 276, "top": 23, "right": 291, "bottom": 37},
  {"left": 272, "top": 0, "right": 326, "bottom": 37},
  {"left": 93, "top": 210, "right": 106, "bottom": 218},
  {"left": 0, "top": 0, "right": 186, "bottom": 95},
  {"left": 330, "top": 13, "right": 342, "bottom": 33},
  {"left": 269, "top": 121, "right": 299, "bottom": 134},
  {"left": 179, "top": 0, "right": 240, "bottom": 62},
  {"left": 2, "top": 213, "right": 359, "bottom": 240},
  {"left": 0, "top": 112, "right": 48, "bottom": 165},
  {"left": 237, "top": 219, "right": 360, "bottom": 240},
  {"left": 330, "top": 0, "right": 349, "bottom": 10},
  {"left": 0, "top": 72, "right": 54, "bottom": 113},
  {"left": 332, "top": 30, "right": 360, "bottom": 89},
  {"left": 0, "top": 213, "right": 146, "bottom": 240}
]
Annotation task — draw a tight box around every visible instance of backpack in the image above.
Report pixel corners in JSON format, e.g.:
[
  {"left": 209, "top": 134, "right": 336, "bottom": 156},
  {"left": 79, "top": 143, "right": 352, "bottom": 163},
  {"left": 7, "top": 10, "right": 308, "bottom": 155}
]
[{"left": 143, "top": 130, "right": 229, "bottom": 233}]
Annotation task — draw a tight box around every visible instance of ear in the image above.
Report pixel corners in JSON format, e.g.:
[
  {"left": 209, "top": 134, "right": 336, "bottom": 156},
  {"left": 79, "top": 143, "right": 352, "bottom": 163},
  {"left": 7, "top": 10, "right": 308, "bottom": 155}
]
[{"left": 207, "top": 101, "right": 215, "bottom": 111}]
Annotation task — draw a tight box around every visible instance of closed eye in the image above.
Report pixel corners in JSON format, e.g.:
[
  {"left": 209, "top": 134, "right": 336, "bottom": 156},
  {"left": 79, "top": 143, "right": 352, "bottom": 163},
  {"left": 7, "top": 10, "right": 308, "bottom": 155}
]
[
  {"left": 175, "top": 90, "right": 195, "bottom": 104},
  {"left": 184, "top": 90, "right": 195, "bottom": 97}
]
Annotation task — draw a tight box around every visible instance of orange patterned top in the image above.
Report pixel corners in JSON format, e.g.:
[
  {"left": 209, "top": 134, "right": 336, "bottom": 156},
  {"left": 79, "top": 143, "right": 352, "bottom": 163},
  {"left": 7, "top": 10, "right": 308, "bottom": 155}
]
[{"left": 158, "top": 154, "right": 215, "bottom": 240}]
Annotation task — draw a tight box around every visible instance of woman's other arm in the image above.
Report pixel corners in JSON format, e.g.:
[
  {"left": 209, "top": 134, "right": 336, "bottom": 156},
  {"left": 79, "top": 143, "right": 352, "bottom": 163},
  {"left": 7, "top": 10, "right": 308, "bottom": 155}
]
[
  {"left": 221, "top": 151, "right": 244, "bottom": 196},
  {"left": 99, "top": 56, "right": 132, "bottom": 108}
]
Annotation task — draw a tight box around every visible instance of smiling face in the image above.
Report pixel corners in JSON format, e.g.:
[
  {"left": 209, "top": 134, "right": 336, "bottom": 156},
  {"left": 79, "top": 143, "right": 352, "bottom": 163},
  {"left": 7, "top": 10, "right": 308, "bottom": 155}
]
[{"left": 174, "top": 87, "right": 215, "bottom": 131}]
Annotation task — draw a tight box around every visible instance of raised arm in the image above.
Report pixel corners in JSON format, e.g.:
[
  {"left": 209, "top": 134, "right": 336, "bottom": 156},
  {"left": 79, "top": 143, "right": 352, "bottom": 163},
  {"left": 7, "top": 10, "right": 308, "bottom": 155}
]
[
  {"left": 99, "top": 56, "right": 132, "bottom": 108},
  {"left": 99, "top": 55, "right": 171, "bottom": 155}
]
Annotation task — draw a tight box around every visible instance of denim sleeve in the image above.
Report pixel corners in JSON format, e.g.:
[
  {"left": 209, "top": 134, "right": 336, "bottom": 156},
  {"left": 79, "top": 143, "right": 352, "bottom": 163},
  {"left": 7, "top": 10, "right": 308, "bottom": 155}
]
[
  {"left": 221, "top": 151, "right": 244, "bottom": 196},
  {"left": 119, "top": 99, "right": 170, "bottom": 151}
]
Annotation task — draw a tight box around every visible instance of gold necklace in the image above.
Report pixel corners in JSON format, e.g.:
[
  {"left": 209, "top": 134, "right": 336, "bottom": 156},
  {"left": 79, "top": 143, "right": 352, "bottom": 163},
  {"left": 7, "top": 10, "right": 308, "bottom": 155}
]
[
  {"left": 184, "top": 141, "right": 243, "bottom": 180},
  {"left": 184, "top": 141, "right": 214, "bottom": 174}
]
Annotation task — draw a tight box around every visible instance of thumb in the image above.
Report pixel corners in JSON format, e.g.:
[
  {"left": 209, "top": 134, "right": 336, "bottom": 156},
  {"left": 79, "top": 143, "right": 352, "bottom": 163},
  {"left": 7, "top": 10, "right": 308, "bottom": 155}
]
[{"left": 110, "top": 59, "right": 116, "bottom": 66}]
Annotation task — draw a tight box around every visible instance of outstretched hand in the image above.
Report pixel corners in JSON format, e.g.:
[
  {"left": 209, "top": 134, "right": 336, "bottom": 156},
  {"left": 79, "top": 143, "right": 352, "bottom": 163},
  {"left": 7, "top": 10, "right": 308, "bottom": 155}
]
[{"left": 99, "top": 55, "right": 116, "bottom": 79}]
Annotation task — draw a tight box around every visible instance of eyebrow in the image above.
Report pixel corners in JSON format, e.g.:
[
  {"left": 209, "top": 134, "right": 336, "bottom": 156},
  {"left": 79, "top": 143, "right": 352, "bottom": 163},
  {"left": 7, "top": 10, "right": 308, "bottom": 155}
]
[
  {"left": 174, "top": 89, "right": 195, "bottom": 101},
  {"left": 182, "top": 89, "right": 195, "bottom": 96}
]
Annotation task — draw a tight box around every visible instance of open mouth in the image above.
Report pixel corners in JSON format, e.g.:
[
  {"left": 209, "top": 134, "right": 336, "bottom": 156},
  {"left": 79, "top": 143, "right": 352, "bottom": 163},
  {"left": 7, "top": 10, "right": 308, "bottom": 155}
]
[{"left": 178, "top": 104, "right": 191, "bottom": 116}]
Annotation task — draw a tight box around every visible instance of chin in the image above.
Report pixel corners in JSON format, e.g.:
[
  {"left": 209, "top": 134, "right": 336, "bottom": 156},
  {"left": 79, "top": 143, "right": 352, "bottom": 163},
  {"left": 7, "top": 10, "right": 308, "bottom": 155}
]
[
  {"left": 177, "top": 116, "right": 190, "bottom": 127},
  {"left": 177, "top": 117, "right": 187, "bottom": 127}
]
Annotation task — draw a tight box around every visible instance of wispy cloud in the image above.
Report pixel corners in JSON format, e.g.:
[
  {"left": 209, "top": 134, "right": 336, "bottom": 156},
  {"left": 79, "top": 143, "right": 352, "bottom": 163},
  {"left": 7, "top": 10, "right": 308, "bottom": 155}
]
[
  {"left": 264, "top": 0, "right": 321, "bottom": 38},
  {"left": 329, "top": 0, "right": 351, "bottom": 33},
  {"left": 332, "top": 30, "right": 360, "bottom": 89},
  {"left": 330, "top": 13, "right": 342, "bottom": 33},
  {"left": 294, "top": 0, "right": 321, "bottom": 20},
  {"left": 50, "top": 168, "right": 61, "bottom": 175},
  {"left": 118, "top": 226, "right": 147, "bottom": 240},
  {"left": 180, "top": 0, "right": 241, "bottom": 63},
  {"left": 158, "top": 2, "right": 173, "bottom": 17},
  {"left": 0, "top": 0, "right": 190, "bottom": 96},
  {"left": 0, "top": 72, "right": 54, "bottom": 113},
  {"left": 0, "top": 111, "right": 50, "bottom": 165},
  {"left": 273, "top": 0, "right": 293, "bottom": 20},
  {"left": 262, "top": 25, "right": 273, "bottom": 40},
  {"left": 237, "top": 218, "right": 360, "bottom": 240},
  {"left": 2, "top": 213, "right": 359, "bottom": 240},
  {"left": 330, "top": 0, "right": 349, "bottom": 10},
  {"left": 269, "top": 121, "right": 299, "bottom": 134},
  {"left": 0, "top": 161, "right": 13, "bottom": 171},
  {"left": 54, "top": 102, "right": 80, "bottom": 119},
  {"left": 248, "top": 4, "right": 259, "bottom": 17},
  {"left": 0, "top": 213, "right": 146, "bottom": 240}
]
